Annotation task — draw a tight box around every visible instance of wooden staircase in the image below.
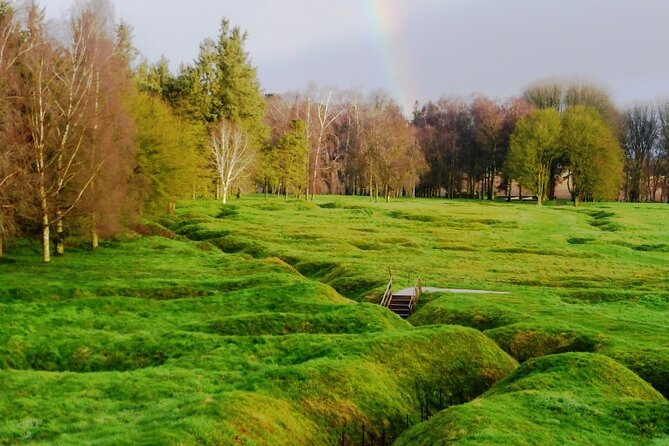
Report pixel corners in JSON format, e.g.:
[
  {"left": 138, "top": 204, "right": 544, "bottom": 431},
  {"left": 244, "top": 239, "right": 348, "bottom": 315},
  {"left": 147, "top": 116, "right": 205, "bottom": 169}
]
[{"left": 380, "top": 272, "right": 422, "bottom": 319}]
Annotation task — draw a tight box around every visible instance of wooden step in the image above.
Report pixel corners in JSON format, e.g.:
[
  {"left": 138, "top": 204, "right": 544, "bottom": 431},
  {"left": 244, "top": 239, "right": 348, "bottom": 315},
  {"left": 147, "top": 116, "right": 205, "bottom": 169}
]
[
  {"left": 390, "top": 297, "right": 412, "bottom": 304},
  {"left": 389, "top": 307, "right": 410, "bottom": 313}
]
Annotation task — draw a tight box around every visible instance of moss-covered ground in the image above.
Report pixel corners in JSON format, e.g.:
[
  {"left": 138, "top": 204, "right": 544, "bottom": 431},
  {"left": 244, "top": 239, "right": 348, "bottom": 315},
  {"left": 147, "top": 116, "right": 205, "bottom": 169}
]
[{"left": 1, "top": 195, "right": 668, "bottom": 444}]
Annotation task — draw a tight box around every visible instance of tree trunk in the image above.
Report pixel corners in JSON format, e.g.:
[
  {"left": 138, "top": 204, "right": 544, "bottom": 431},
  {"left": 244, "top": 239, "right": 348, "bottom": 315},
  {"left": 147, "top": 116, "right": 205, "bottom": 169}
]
[
  {"left": 39, "top": 177, "right": 51, "bottom": 263},
  {"left": 0, "top": 233, "right": 3, "bottom": 258},
  {"left": 222, "top": 183, "right": 228, "bottom": 204},
  {"left": 506, "top": 179, "right": 512, "bottom": 202},
  {"left": 310, "top": 157, "right": 317, "bottom": 200},
  {"left": 91, "top": 230, "right": 99, "bottom": 250},
  {"left": 548, "top": 160, "right": 558, "bottom": 200},
  {"left": 42, "top": 217, "right": 51, "bottom": 263},
  {"left": 55, "top": 208, "right": 65, "bottom": 256}
]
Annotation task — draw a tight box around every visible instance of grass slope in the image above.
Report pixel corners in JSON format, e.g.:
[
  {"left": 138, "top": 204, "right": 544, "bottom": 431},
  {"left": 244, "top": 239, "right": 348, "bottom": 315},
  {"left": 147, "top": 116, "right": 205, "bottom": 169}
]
[
  {"left": 2, "top": 195, "right": 668, "bottom": 444},
  {"left": 394, "top": 353, "right": 669, "bottom": 446},
  {"left": 0, "top": 234, "right": 515, "bottom": 445},
  {"left": 165, "top": 197, "right": 669, "bottom": 396}
]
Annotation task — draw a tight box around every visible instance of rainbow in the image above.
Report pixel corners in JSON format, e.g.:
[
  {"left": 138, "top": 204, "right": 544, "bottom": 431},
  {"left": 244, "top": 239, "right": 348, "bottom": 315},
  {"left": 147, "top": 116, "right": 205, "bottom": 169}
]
[{"left": 364, "top": 0, "right": 416, "bottom": 114}]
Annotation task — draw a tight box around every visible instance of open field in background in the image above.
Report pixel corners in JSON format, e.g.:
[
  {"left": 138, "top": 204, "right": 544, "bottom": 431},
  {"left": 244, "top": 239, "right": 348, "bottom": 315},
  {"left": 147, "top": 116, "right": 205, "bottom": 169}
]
[{"left": 1, "top": 195, "right": 668, "bottom": 445}]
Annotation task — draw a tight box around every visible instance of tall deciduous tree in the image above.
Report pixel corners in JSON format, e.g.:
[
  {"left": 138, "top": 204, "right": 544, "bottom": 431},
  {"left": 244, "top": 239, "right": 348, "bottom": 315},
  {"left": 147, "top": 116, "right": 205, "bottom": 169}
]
[
  {"left": 656, "top": 104, "right": 669, "bottom": 202},
  {"left": 67, "top": 0, "right": 136, "bottom": 250},
  {"left": 15, "top": 1, "right": 136, "bottom": 261},
  {"left": 20, "top": 3, "right": 62, "bottom": 262},
  {"left": 130, "top": 90, "right": 206, "bottom": 213},
  {"left": 523, "top": 80, "right": 619, "bottom": 200},
  {"left": 296, "top": 86, "right": 344, "bottom": 200},
  {"left": 623, "top": 105, "right": 658, "bottom": 203},
  {"left": 561, "top": 106, "right": 623, "bottom": 205},
  {"left": 471, "top": 97, "right": 504, "bottom": 200},
  {"left": 266, "top": 119, "right": 308, "bottom": 199},
  {"left": 0, "top": 1, "right": 26, "bottom": 257},
  {"left": 50, "top": 3, "right": 101, "bottom": 256},
  {"left": 414, "top": 99, "right": 472, "bottom": 198},
  {"left": 506, "top": 109, "right": 562, "bottom": 205}
]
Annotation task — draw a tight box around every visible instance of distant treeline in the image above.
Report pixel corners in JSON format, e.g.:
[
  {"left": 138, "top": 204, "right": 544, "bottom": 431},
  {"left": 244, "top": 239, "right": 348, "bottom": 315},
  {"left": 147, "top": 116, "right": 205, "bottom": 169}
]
[{"left": 1, "top": 0, "right": 668, "bottom": 262}]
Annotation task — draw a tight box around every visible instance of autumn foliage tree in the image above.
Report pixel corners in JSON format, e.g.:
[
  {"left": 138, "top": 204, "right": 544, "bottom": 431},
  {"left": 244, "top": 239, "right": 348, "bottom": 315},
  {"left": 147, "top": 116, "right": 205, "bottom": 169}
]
[
  {"left": 0, "top": 1, "right": 24, "bottom": 257},
  {"left": 0, "top": 1, "right": 137, "bottom": 261},
  {"left": 360, "top": 97, "right": 424, "bottom": 202}
]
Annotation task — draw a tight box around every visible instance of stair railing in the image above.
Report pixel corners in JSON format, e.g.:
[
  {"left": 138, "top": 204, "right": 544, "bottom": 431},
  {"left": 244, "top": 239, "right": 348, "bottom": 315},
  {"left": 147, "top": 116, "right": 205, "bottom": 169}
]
[
  {"left": 408, "top": 277, "right": 422, "bottom": 314},
  {"left": 380, "top": 275, "right": 393, "bottom": 308}
]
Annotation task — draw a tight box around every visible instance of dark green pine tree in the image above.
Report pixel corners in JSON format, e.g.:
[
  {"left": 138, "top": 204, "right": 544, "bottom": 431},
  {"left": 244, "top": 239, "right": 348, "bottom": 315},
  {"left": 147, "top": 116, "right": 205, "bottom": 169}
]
[
  {"left": 214, "top": 19, "right": 267, "bottom": 145},
  {"left": 163, "top": 19, "right": 267, "bottom": 149}
]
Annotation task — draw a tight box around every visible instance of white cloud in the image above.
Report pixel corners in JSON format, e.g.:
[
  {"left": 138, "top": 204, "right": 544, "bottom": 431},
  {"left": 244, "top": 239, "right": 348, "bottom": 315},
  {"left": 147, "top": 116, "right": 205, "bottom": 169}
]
[{"left": 43, "top": 0, "right": 669, "bottom": 112}]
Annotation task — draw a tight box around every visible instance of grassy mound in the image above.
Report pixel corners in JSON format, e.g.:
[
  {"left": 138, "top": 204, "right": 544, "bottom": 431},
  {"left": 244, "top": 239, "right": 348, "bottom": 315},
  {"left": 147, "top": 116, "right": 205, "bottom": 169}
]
[
  {"left": 289, "top": 259, "right": 383, "bottom": 301},
  {"left": 487, "top": 353, "right": 663, "bottom": 400},
  {"left": 409, "top": 295, "right": 519, "bottom": 330},
  {"left": 3, "top": 197, "right": 669, "bottom": 444},
  {"left": 0, "top": 229, "right": 518, "bottom": 445},
  {"left": 0, "top": 326, "right": 517, "bottom": 445},
  {"left": 485, "top": 322, "right": 605, "bottom": 362},
  {"left": 189, "top": 304, "right": 410, "bottom": 336},
  {"left": 610, "top": 348, "right": 669, "bottom": 398},
  {"left": 394, "top": 353, "right": 668, "bottom": 446}
]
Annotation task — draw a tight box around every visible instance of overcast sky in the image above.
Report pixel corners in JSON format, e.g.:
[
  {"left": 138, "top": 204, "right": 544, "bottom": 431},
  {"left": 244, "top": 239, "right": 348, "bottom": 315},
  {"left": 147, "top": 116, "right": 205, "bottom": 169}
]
[{"left": 44, "top": 0, "right": 669, "bottom": 114}]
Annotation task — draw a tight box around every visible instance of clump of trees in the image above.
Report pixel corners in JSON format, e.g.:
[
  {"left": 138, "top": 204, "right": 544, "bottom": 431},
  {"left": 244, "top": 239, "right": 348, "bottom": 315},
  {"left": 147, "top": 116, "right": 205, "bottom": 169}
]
[
  {"left": 622, "top": 104, "right": 669, "bottom": 202},
  {"left": 264, "top": 89, "right": 426, "bottom": 201},
  {"left": 0, "top": 1, "right": 269, "bottom": 261},
  {"left": 411, "top": 80, "right": 667, "bottom": 206},
  {"left": 0, "top": 0, "right": 136, "bottom": 262},
  {"left": 412, "top": 96, "right": 531, "bottom": 199},
  {"left": 3, "top": 1, "right": 669, "bottom": 262},
  {"left": 506, "top": 109, "right": 562, "bottom": 206},
  {"left": 506, "top": 105, "right": 622, "bottom": 206}
]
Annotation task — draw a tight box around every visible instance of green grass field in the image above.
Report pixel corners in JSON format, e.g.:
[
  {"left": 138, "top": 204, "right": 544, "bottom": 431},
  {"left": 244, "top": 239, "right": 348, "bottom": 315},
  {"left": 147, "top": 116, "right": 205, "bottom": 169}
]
[{"left": 1, "top": 195, "right": 668, "bottom": 445}]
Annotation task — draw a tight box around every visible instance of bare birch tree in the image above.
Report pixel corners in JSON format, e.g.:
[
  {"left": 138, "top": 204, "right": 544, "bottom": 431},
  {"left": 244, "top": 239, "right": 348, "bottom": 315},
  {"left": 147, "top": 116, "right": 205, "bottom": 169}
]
[
  {"left": 210, "top": 119, "right": 253, "bottom": 204},
  {"left": 306, "top": 89, "right": 343, "bottom": 200},
  {"left": 50, "top": 7, "right": 98, "bottom": 255},
  {"left": 20, "top": 3, "right": 99, "bottom": 262}
]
